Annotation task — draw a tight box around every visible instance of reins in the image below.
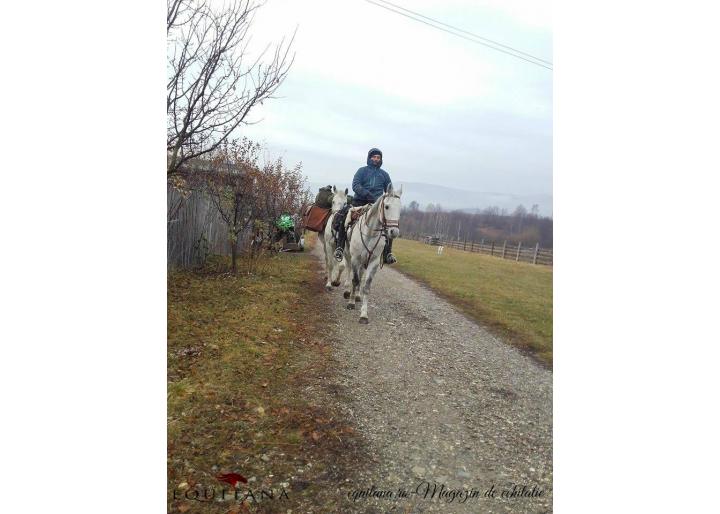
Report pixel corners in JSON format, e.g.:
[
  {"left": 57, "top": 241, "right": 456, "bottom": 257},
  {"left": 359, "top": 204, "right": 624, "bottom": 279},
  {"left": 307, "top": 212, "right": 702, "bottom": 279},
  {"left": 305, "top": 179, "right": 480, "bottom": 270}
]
[{"left": 351, "top": 193, "right": 400, "bottom": 269}]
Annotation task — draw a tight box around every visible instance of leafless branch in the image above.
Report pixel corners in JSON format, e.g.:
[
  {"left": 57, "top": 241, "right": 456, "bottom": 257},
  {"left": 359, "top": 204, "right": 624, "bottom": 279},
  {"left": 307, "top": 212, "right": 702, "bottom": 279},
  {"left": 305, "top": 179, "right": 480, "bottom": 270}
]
[{"left": 167, "top": 0, "right": 295, "bottom": 177}]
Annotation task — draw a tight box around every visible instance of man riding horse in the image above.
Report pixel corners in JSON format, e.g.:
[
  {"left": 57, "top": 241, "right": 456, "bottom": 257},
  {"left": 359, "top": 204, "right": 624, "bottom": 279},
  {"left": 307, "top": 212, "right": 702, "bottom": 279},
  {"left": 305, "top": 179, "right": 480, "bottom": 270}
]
[{"left": 333, "top": 148, "right": 397, "bottom": 265}]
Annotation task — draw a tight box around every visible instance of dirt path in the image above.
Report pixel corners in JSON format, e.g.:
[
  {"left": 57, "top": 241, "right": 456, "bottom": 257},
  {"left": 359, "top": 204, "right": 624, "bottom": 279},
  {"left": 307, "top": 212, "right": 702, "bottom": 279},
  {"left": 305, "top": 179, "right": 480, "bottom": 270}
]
[{"left": 307, "top": 243, "right": 552, "bottom": 513}]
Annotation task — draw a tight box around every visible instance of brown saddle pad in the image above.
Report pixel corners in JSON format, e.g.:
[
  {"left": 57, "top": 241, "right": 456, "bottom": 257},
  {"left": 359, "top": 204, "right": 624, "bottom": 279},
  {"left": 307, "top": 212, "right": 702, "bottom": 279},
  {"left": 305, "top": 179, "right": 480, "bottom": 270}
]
[
  {"left": 302, "top": 205, "right": 331, "bottom": 233},
  {"left": 349, "top": 205, "right": 370, "bottom": 225}
]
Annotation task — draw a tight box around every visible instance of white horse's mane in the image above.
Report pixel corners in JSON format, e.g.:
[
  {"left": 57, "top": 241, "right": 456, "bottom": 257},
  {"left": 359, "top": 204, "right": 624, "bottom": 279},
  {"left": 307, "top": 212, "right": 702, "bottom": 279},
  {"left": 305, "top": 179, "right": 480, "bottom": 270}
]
[{"left": 356, "top": 189, "right": 394, "bottom": 226}]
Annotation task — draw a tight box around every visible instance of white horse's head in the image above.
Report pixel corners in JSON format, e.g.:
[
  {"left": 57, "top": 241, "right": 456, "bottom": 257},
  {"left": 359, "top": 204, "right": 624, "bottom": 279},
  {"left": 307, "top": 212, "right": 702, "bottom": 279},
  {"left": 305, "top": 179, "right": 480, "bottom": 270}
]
[
  {"left": 383, "top": 183, "right": 403, "bottom": 239},
  {"left": 331, "top": 186, "right": 349, "bottom": 212}
]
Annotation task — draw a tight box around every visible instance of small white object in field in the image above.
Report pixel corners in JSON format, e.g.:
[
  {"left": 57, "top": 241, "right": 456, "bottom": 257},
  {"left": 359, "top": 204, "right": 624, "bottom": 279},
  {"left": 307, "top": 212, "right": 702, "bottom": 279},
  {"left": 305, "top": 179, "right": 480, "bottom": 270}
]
[{"left": 437, "top": 246, "right": 444, "bottom": 255}]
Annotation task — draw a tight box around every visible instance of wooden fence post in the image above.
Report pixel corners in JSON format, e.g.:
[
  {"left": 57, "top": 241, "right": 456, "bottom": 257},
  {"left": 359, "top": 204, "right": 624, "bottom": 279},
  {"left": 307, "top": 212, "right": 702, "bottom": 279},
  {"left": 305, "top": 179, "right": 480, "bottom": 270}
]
[
  {"left": 533, "top": 242, "right": 540, "bottom": 264},
  {"left": 502, "top": 240, "right": 507, "bottom": 259},
  {"left": 480, "top": 238, "right": 484, "bottom": 253},
  {"left": 463, "top": 237, "right": 467, "bottom": 251},
  {"left": 516, "top": 242, "right": 522, "bottom": 261},
  {"left": 470, "top": 240, "right": 474, "bottom": 252},
  {"left": 490, "top": 241, "right": 495, "bottom": 256}
]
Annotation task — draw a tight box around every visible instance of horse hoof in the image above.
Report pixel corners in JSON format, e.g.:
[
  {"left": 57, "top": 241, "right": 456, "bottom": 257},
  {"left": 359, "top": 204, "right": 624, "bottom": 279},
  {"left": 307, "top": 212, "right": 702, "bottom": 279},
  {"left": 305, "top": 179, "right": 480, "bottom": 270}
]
[
  {"left": 331, "top": 280, "right": 340, "bottom": 287},
  {"left": 355, "top": 296, "right": 361, "bottom": 302},
  {"left": 359, "top": 317, "right": 369, "bottom": 324},
  {"left": 325, "top": 285, "right": 332, "bottom": 292},
  {"left": 343, "top": 291, "right": 350, "bottom": 299},
  {"left": 346, "top": 304, "right": 355, "bottom": 310}
]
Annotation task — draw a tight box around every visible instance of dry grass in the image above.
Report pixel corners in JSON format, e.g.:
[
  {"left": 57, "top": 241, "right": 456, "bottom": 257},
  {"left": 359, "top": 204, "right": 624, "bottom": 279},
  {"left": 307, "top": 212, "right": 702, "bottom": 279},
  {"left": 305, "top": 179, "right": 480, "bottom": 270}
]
[
  {"left": 393, "top": 238, "right": 553, "bottom": 365},
  {"left": 167, "top": 240, "right": 358, "bottom": 513}
]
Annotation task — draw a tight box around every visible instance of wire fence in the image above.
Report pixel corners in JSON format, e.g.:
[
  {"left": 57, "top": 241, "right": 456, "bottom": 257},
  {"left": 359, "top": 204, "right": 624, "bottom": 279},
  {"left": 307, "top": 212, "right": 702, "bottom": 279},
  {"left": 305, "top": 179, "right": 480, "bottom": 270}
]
[{"left": 410, "top": 235, "right": 553, "bottom": 266}]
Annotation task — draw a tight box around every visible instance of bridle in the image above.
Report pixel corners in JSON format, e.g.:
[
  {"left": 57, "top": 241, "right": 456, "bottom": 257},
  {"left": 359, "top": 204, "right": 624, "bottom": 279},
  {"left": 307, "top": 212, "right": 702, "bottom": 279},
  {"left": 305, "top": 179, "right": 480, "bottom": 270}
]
[{"left": 353, "top": 193, "right": 401, "bottom": 269}]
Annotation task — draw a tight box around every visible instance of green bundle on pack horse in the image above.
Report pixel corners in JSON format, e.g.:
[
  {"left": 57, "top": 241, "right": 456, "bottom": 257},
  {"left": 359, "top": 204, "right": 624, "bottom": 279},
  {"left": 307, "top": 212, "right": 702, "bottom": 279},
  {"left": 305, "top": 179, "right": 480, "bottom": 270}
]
[{"left": 274, "top": 213, "right": 304, "bottom": 252}]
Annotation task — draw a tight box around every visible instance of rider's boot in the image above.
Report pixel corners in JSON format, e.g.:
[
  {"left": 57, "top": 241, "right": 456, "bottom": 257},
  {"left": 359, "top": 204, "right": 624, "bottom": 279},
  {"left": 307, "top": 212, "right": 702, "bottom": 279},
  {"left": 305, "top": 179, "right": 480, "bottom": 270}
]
[
  {"left": 332, "top": 208, "right": 349, "bottom": 262},
  {"left": 383, "top": 238, "right": 397, "bottom": 264},
  {"left": 334, "top": 230, "right": 346, "bottom": 262}
]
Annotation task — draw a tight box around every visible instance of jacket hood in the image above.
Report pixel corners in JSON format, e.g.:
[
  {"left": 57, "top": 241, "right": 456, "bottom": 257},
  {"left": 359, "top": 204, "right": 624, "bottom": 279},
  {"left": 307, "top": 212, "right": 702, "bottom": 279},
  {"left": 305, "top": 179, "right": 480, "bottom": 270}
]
[{"left": 366, "top": 148, "right": 383, "bottom": 167}]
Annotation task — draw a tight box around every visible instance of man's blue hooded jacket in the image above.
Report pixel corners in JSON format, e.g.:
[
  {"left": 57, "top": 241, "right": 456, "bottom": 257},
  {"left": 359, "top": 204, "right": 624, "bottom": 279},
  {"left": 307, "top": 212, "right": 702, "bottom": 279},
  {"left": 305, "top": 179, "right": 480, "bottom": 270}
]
[{"left": 352, "top": 148, "right": 392, "bottom": 204}]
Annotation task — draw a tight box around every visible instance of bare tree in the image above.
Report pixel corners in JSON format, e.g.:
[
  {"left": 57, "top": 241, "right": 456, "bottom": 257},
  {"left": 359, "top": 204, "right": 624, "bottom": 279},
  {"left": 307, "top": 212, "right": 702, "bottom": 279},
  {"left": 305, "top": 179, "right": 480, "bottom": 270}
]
[
  {"left": 511, "top": 204, "right": 528, "bottom": 235},
  {"left": 400, "top": 203, "right": 553, "bottom": 247},
  {"left": 167, "top": 0, "right": 295, "bottom": 177},
  {"left": 204, "top": 138, "right": 263, "bottom": 273}
]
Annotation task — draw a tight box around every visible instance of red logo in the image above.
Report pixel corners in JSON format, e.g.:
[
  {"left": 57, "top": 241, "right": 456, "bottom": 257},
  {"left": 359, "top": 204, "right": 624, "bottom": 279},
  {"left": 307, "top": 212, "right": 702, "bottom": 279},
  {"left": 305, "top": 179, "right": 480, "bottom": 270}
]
[{"left": 216, "top": 472, "right": 248, "bottom": 488}]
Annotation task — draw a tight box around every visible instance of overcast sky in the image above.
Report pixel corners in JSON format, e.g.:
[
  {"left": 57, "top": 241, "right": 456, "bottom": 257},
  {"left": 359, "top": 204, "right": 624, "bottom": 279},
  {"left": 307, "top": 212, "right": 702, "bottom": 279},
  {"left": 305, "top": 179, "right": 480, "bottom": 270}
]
[{"left": 238, "top": 0, "right": 552, "bottom": 201}]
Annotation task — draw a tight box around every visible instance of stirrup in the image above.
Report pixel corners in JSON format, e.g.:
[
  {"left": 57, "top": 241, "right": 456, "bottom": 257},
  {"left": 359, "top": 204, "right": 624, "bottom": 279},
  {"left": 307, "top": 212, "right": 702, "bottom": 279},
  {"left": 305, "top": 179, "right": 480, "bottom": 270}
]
[{"left": 334, "top": 247, "right": 344, "bottom": 262}]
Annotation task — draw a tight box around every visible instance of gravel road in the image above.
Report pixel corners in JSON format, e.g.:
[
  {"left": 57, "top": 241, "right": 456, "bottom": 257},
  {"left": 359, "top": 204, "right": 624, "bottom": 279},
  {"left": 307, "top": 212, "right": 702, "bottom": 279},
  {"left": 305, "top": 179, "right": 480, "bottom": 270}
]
[{"left": 309, "top": 243, "right": 552, "bottom": 513}]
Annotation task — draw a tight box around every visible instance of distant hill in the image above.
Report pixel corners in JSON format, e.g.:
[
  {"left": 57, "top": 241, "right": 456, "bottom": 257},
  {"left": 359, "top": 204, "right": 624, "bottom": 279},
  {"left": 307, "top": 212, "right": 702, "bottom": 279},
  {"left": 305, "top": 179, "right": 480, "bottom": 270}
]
[{"left": 307, "top": 181, "right": 552, "bottom": 217}]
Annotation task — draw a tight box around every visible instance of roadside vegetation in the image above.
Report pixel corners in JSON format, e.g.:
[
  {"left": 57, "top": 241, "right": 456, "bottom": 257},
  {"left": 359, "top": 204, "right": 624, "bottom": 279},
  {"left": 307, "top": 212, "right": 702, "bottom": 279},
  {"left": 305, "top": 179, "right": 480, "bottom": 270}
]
[
  {"left": 167, "top": 237, "right": 359, "bottom": 513},
  {"left": 393, "top": 238, "right": 553, "bottom": 365}
]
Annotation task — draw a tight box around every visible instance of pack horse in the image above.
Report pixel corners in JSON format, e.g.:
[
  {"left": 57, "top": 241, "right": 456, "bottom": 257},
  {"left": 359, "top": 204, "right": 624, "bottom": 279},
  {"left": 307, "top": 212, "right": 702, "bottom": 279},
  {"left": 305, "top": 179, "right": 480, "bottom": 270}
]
[{"left": 318, "top": 186, "right": 349, "bottom": 291}]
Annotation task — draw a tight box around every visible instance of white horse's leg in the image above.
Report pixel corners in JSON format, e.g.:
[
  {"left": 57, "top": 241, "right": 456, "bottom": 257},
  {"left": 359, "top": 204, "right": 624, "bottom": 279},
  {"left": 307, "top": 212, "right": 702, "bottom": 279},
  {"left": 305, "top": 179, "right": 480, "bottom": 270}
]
[
  {"left": 359, "top": 259, "right": 379, "bottom": 323},
  {"left": 342, "top": 249, "right": 352, "bottom": 299},
  {"left": 330, "top": 256, "right": 344, "bottom": 287},
  {"left": 349, "top": 228, "right": 363, "bottom": 303},
  {"left": 347, "top": 259, "right": 360, "bottom": 310},
  {"left": 353, "top": 252, "right": 362, "bottom": 302},
  {"left": 320, "top": 231, "right": 334, "bottom": 291}
]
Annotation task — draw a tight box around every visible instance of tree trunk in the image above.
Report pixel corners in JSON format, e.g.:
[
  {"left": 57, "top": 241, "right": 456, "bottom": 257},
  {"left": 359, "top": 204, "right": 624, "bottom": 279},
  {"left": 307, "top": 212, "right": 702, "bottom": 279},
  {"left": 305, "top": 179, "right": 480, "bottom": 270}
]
[{"left": 231, "top": 237, "right": 238, "bottom": 274}]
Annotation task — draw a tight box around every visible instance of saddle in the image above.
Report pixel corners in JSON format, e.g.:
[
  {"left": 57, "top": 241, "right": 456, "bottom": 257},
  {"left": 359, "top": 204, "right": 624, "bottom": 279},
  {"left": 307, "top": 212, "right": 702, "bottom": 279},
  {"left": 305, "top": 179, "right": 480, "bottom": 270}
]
[{"left": 345, "top": 205, "right": 371, "bottom": 230}]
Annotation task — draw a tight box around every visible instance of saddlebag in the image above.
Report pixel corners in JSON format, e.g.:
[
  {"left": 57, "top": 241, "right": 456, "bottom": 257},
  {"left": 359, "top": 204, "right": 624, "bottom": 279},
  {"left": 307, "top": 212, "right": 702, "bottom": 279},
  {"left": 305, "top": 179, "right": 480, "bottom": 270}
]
[{"left": 302, "top": 205, "right": 331, "bottom": 233}]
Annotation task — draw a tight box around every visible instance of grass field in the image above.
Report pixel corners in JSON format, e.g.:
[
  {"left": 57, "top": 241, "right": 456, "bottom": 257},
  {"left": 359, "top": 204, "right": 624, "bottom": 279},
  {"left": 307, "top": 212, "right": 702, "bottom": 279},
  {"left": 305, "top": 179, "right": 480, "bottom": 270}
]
[
  {"left": 393, "top": 238, "right": 553, "bottom": 365},
  {"left": 167, "top": 242, "right": 358, "bottom": 513}
]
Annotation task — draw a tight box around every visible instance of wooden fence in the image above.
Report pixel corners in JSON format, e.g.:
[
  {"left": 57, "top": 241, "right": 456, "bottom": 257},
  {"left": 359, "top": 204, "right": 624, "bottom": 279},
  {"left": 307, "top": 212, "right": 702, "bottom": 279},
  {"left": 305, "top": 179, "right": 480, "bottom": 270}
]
[
  {"left": 412, "top": 235, "right": 553, "bottom": 266},
  {"left": 167, "top": 185, "right": 241, "bottom": 269}
]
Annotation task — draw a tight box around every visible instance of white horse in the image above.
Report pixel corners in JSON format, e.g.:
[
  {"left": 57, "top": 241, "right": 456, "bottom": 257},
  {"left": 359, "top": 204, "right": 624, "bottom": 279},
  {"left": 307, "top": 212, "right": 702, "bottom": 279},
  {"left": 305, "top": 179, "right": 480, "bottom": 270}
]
[
  {"left": 318, "top": 186, "right": 348, "bottom": 291},
  {"left": 344, "top": 184, "right": 402, "bottom": 323}
]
